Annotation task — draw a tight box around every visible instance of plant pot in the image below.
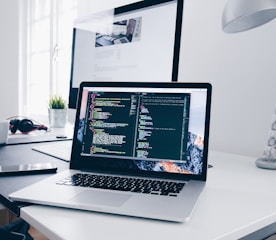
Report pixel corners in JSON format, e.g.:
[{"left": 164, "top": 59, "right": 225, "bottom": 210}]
[{"left": 48, "top": 109, "right": 67, "bottom": 128}]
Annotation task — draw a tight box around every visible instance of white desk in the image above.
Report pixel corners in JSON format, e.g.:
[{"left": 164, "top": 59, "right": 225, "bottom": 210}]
[{"left": 20, "top": 151, "right": 276, "bottom": 240}]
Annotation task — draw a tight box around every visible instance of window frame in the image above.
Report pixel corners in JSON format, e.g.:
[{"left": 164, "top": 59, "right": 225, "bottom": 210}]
[{"left": 21, "top": 0, "right": 78, "bottom": 119}]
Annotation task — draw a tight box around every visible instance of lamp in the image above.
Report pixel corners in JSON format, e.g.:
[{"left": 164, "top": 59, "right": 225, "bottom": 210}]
[
  {"left": 222, "top": 0, "right": 276, "bottom": 33},
  {"left": 222, "top": 0, "right": 276, "bottom": 169}
]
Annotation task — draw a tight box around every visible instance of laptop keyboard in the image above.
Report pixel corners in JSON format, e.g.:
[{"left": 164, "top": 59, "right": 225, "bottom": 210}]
[{"left": 56, "top": 173, "right": 185, "bottom": 197}]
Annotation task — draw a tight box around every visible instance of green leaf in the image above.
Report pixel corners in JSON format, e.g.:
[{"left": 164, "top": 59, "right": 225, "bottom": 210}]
[{"left": 49, "top": 95, "right": 67, "bottom": 109}]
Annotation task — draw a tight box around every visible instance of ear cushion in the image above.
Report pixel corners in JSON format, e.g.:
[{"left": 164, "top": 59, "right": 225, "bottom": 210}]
[
  {"left": 17, "top": 119, "right": 36, "bottom": 133},
  {"left": 9, "top": 119, "right": 20, "bottom": 134}
]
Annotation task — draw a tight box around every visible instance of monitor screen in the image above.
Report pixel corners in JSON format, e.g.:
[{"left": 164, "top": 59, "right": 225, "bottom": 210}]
[{"left": 69, "top": 0, "right": 184, "bottom": 109}]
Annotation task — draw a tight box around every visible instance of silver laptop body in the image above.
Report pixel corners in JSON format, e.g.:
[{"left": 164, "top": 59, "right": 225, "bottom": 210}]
[{"left": 10, "top": 81, "right": 212, "bottom": 222}]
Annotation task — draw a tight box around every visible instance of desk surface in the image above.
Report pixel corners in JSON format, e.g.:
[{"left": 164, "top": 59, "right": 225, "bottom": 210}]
[
  {"left": 0, "top": 142, "right": 69, "bottom": 198},
  {"left": 12, "top": 150, "right": 276, "bottom": 240}
]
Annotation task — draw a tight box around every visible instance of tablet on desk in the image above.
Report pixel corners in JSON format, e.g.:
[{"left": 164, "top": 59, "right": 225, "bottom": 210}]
[{"left": 0, "top": 162, "right": 57, "bottom": 176}]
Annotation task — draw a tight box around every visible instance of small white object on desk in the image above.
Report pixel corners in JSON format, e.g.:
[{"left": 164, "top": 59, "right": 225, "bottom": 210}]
[
  {"left": 256, "top": 107, "right": 276, "bottom": 170},
  {"left": 0, "top": 119, "right": 9, "bottom": 145}
]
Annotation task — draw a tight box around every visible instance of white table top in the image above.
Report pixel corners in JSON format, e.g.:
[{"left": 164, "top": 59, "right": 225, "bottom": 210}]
[{"left": 20, "top": 151, "right": 276, "bottom": 240}]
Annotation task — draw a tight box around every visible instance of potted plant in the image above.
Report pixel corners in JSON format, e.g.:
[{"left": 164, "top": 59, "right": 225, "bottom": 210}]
[{"left": 48, "top": 96, "right": 67, "bottom": 128}]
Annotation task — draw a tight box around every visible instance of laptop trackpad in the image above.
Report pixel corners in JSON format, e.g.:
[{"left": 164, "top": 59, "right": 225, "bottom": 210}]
[{"left": 70, "top": 190, "right": 132, "bottom": 207}]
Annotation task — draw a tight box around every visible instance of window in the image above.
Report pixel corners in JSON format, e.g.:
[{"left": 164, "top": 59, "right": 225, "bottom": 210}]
[{"left": 24, "top": 0, "right": 78, "bottom": 116}]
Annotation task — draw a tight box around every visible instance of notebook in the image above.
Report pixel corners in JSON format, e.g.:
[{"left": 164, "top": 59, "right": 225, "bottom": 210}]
[
  {"left": 32, "top": 140, "right": 72, "bottom": 162},
  {"left": 9, "top": 82, "right": 212, "bottom": 222}
]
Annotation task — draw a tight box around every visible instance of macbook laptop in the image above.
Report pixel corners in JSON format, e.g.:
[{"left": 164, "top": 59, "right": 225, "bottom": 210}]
[{"left": 9, "top": 82, "right": 212, "bottom": 222}]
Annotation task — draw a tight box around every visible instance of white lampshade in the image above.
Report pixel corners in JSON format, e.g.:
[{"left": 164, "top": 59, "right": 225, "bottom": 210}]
[{"left": 222, "top": 0, "right": 276, "bottom": 33}]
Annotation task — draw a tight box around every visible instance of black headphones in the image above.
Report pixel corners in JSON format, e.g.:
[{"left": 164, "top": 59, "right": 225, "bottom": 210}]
[{"left": 9, "top": 118, "right": 48, "bottom": 134}]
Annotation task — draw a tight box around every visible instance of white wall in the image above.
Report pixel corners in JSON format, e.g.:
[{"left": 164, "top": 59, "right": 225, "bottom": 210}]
[
  {"left": 1, "top": 0, "right": 276, "bottom": 158},
  {"left": 0, "top": 0, "right": 20, "bottom": 119},
  {"left": 78, "top": 0, "right": 141, "bottom": 15},
  {"left": 179, "top": 0, "right": 276, "bottom": 157}
]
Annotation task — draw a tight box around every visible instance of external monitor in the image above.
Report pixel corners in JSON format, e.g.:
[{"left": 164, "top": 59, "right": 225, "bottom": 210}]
[{"left": 69, "top": 0, "right": 184, "bottom": 109}]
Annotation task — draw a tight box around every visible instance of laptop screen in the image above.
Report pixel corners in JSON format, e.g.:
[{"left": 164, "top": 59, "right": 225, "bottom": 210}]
[{"left": 71, "top": 82, "right": 212, "bottom": 181}]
